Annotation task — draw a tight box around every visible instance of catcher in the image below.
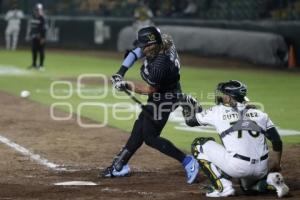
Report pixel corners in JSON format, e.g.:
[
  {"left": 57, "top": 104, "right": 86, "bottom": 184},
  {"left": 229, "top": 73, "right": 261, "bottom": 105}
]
[{"left": 180, "top": 80, "right": 289, "bottom": 197}]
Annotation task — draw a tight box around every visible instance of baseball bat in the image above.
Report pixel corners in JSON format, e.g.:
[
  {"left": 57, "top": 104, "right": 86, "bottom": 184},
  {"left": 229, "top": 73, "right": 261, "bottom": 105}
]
[{"left": 123, "top": 88, "right": 160, "bottom": 127}]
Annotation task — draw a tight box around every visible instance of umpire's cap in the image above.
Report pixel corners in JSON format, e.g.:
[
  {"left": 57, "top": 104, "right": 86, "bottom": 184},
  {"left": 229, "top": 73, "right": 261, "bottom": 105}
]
[
  {"left": 134, "top": 26, "right": 162, "bottom": 48},
  {"left": 217, "top": 80, "right": 249, "bottom": 102}
]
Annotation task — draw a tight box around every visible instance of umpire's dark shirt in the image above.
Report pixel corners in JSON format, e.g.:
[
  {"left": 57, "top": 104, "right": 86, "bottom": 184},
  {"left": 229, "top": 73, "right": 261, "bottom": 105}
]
[
  {"left": 29, "top": 14, "right": 46, "bottom": 39},
  {"left": 140, "top": 45, "right": 181, "bottom": 94}
]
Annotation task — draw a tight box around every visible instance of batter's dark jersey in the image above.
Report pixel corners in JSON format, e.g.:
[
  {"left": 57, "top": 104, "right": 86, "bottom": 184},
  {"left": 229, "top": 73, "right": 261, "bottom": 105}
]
[
  {"left": 140, "top": 45, "right": 181, "bottom": 93},
  {"left": 124, "top": 44, "right": 186, "bottom": 164}
]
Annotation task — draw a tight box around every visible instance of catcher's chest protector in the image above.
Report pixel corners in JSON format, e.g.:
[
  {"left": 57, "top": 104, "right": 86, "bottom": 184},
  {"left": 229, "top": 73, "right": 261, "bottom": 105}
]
[{"left": 220, "top": 108, "right": 265, "bottom": 138}]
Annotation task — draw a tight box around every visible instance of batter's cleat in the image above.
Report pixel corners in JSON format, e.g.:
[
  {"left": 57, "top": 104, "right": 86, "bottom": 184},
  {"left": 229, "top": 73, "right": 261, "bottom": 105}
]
[
  {"left": 182, "top": 155, "right": 200, "bottom": 184},
  {"left": 206, "top": 179, "right": 235, "bottom": 197},
  {"left": 101, "top": 164, "right": 130, "bottom": 178},
  {"left": 267, "top": 172, "right": 289, "bottom": 198}
]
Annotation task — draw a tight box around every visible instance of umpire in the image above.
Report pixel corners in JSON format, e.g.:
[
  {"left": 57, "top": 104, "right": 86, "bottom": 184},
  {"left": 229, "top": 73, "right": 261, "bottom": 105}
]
[
  {"left": 101, "top": 26, "right": 199, "bottom": 184},
  {"left": 28, "top": 3, "right": 46, "bottom": 70}
]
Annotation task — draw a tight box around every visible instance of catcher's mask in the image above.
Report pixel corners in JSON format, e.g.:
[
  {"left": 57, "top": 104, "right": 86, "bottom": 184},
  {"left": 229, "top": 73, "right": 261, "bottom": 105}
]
[{"left": 215, "top": 80, "right": 249, "bottom": 105}]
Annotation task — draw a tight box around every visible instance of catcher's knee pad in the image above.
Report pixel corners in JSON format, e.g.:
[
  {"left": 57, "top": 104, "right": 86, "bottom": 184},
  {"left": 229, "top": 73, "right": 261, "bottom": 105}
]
[
  {"left": 199, "top": 159, "right": 229, "bottom": 191},
  {"left": 191, "top": 137, "right": 215, "bottom": 158}
]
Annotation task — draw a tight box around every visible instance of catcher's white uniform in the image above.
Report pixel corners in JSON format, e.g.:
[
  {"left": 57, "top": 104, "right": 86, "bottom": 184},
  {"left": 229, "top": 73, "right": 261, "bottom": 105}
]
[
  {"left": 5, "top": 9, "right": 24, "bottom": 50},
  {"left": 195, "top": 103, "right": 272, "bottom": 188}
]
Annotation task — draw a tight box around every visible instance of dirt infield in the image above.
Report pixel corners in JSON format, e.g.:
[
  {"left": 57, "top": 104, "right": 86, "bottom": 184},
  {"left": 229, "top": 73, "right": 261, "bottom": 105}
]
[{"left": 0, "top": 91, "right": 299, "bottom": 199}]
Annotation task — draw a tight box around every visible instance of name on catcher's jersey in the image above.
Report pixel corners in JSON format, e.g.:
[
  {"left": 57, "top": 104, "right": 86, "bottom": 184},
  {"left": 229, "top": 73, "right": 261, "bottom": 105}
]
[{"left": 195, "top": 103, "right": 274, "bottom": 157}]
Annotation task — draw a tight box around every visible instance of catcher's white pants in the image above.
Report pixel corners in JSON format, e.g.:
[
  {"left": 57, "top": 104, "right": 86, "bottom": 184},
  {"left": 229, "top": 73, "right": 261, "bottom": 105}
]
[
  {"left": 196, "top": 141, "right": 268, "bottom": 188},
  {"left": 5, "top": 25, "right": 20, "bottom": 50}
]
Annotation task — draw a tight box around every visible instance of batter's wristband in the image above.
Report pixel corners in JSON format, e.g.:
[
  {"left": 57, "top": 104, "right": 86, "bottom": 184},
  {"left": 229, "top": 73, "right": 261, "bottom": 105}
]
[{"left": 116, "top": 65, "right": 128, "bottom": 77}]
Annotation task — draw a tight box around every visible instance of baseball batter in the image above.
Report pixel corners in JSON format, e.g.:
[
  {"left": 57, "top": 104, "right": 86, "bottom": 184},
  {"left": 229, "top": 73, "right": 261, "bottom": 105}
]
[
  {"left": 181, "top": 80, "right": 289, "bottom": 197},
  {"left": 5, "top": 4, "right": 24, "bottom": 50},
  {"left": 101, "top": 26, "right": 199, "bottom": 184}
]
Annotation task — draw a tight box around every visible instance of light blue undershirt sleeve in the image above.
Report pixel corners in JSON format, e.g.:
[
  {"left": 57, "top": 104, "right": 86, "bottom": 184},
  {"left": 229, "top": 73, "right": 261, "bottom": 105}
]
[{"left": 121, "top": 48, "right": 144, "bottom": 68}]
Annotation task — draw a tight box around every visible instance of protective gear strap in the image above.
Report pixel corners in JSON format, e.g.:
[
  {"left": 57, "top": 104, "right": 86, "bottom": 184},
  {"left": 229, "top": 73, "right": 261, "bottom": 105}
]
[
  {"left": 220, "top": 108, "right": 265, "bottom": 138},
  {"left": 191, "top": 137, "right": 215, "bottom": 158},
  {"left": 265, "top": 127, "right": 282, "bottom": 152},
  {"left": 121, "top": 48, "right": 143, "bottom": 68}
]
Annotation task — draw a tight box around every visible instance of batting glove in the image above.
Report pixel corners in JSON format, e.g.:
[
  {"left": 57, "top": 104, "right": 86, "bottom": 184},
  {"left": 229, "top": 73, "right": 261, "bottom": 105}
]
[
  {"left": 114, "top": 81, "right": 128, "bottom": 91},
  {"left": 111, "top": 74, "right": 123, "bottom": 85},
  {"left": 111, "top": 74, "right": 129, "bottom": 91}
]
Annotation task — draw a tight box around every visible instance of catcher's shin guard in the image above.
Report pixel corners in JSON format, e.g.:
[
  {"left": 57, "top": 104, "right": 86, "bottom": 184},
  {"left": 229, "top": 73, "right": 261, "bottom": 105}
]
[{"left": 199, "top": 159, "right": 232, "bottom": 192}]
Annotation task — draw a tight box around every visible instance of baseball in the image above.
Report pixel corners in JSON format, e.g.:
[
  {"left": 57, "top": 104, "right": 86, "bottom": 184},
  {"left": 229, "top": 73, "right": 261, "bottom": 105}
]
[{"left": 20, "top": 90, "right": 30, "bottom": 98}]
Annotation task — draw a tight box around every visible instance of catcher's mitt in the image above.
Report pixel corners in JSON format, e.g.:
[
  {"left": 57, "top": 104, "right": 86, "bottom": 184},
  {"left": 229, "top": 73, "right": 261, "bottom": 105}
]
[{"left": 179, "top": 93, "right": 202, "bottom": 120}]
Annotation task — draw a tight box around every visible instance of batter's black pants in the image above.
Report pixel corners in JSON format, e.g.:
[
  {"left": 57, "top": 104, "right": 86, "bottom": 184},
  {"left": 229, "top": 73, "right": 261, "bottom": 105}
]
[
  {"left": 31, "top": 38, "right": 45, "bottom": 67},
  {"left": 124, "top": 94, "right": 186, "bottom": 164}
]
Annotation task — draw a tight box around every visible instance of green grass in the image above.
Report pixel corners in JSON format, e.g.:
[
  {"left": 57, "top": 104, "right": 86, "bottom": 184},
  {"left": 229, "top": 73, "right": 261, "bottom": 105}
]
[{"left": 0, "top": 50, "right": 299, "bottom": 152}]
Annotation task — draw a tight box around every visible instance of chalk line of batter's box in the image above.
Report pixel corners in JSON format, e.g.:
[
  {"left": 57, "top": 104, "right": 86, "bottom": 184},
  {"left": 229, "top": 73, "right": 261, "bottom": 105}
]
[{"left": 0, "top": 134, "right": 69, "bottom": 171}]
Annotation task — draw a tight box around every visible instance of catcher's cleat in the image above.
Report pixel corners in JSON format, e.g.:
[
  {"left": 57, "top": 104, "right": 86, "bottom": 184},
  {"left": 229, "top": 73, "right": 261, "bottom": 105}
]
[
  {"left": 267, "top": 172, "right": 289, "bottom": 198},
  {"left": 206, "top": 179, "right": 235, "bottom": 197},
  {"left": 101, "top": 164, "right": 130, "bottom": 178},
  {"left": 182, "top": 155, "right": 200, "bottom": 184}
]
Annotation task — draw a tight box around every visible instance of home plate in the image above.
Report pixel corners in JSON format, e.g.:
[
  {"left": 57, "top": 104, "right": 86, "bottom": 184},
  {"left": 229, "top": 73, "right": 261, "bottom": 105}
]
[{"left": 54, "top": 181, "right": 97, "bottom": 186}]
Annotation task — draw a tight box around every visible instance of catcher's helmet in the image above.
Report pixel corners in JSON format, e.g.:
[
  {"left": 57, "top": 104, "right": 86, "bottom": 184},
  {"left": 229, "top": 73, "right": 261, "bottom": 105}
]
[
  {"left": 216, "top": 80, "right": 249, "bottom": 103},
  {"left": 134, "top": 26, "right": 162, "bottom": 48}
]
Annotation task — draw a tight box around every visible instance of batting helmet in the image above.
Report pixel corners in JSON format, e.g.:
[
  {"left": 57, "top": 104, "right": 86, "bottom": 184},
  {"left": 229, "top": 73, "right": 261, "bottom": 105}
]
[
  {"left": 216, "top": 80, "right": 249, "bottom": 103},
  {"left": 134, "top": 26, "right": 162, "bottom": 48}
]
